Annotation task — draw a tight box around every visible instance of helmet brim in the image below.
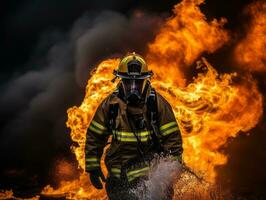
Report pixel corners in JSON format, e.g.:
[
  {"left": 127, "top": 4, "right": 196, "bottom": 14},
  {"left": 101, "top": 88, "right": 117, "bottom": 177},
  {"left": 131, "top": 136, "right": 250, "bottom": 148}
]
[{"left": 113, "top": 70, "right": 153, "bottom": 79}]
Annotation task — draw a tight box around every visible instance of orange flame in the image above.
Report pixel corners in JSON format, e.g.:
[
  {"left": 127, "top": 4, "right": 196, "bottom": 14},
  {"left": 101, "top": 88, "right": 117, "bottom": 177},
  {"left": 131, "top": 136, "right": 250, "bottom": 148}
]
[
  {"left": 154, "top": 58, "right": 262, "bottom": 182},
  {"left": 147, "top": 0, "right": 229, "bottom": 87},
  {"left": 234, "top": 0, "right": 266, "bottom": 72},
  {"left": 1, "top": 0, "right": 261, "bottom": 199}
]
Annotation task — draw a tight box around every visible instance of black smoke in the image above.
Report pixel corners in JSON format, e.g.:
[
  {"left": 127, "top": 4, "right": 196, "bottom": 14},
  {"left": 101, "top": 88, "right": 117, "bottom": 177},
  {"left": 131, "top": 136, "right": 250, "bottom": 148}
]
[{"left": 0, "top": 3, "right": 164, "bottom": 194}]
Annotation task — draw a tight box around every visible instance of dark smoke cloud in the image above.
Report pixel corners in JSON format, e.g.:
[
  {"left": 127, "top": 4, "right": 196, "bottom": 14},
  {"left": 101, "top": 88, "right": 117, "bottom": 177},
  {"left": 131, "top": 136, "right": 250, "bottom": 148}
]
[
  {"left": 0, "top": 10, "right": 162, "bottom": 189},
  {"left": 216, "top": 123, "right": 266, "bottom": 198},
  {"left": 73, "top": 11, "right": 163, "bottom": 86}
]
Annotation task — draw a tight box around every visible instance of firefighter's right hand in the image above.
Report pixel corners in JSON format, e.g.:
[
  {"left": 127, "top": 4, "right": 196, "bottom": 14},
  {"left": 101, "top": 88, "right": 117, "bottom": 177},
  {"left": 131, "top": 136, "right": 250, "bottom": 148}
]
[{"left": 88, "top": 168, "right": 106, "bottom": 189}]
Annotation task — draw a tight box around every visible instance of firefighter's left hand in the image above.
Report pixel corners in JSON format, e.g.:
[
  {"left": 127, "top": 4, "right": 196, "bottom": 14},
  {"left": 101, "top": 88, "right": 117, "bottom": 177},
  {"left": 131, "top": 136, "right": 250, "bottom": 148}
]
[{"left": 89, "top": 168, "right": 106, "bottom": 189}]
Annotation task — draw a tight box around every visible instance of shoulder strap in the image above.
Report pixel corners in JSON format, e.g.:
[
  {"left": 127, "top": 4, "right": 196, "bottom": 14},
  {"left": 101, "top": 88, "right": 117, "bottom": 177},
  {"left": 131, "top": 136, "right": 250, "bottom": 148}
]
[
  {"left": 108, "top": 103, "right": 119, "bottom": 127},
  {"left": 146, "top": 88, "right": 158, "bottom": 126},
  {"left": 107, "top": 91, "right": 120, "bottom": 133},
  {"left": 146, "top": 88, "right": 164, "bottom": 153},
  {"left": 108, "top": 103, "right": 119, "bottom": 141}
]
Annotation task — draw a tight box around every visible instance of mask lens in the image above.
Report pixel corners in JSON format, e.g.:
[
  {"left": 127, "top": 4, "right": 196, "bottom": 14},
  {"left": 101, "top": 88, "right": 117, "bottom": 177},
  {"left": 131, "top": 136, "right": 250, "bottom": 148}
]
[{"left": 122, "top": 79, "right": 145, "bottom": 95}]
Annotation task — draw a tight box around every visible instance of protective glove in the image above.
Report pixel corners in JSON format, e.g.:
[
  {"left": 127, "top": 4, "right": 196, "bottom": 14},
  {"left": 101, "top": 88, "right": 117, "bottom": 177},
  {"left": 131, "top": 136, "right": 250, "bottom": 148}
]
[{"left": 88, "top": 168, "right": 106, "bottom": 189}]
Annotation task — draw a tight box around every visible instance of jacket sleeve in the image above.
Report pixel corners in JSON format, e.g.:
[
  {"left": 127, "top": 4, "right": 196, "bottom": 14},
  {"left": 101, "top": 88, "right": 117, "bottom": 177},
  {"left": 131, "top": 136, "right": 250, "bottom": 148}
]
[
  {"left": 156, "top": 93, "right": 183, "bottom": 163},
  {"left": 85, "top": 99, "right": 110, "bottom": 172}
]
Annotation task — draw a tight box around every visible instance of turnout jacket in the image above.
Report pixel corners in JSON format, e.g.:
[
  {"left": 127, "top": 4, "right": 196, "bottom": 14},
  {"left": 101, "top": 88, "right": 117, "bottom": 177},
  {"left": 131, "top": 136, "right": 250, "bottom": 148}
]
[{"left": 85, "top": 89, "right": 183, "bottom": 182}]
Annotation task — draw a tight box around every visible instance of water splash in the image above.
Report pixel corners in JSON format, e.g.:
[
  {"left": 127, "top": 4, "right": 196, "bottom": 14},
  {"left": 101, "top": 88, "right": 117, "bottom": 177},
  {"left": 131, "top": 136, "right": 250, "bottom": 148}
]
[
  {"left": 128, "top": 156, "right": 230, "bottom": 200},
  {"left": 130, "top": 156, "right": 182, "bottom": 200}
]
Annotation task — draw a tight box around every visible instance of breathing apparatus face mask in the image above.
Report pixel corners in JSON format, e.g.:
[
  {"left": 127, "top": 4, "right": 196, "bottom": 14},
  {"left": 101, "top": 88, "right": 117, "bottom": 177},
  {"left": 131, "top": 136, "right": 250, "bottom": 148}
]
[
  {"left": 121, "top": 78, "right": 146, "bottom": 105},
  {"left": 115, "top": 58, "right": 151, "bottom": 105}
]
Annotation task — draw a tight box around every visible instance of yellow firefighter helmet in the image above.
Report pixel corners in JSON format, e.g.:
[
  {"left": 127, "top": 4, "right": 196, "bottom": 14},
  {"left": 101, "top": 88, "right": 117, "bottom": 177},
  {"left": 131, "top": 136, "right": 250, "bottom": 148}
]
[{"left": 114, "top": 52, "right": 153, "bottom": 79}]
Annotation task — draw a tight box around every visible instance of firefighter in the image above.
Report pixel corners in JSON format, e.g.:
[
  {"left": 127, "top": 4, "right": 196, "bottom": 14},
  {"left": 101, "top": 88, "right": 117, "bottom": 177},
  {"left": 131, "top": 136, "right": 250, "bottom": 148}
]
[{"left": 85, "top": 52, "right": 183, "bottom": 200}]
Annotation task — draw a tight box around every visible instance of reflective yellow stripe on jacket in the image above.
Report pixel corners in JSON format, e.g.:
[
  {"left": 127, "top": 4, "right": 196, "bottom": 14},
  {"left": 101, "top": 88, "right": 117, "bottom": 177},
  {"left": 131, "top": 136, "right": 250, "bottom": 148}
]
[
  {"left": 112, "top": 130, "right": 151, "bottom": 142},
  {"left": 88, "top": 120, "right": 107, "bottom": 135},
  {"left": 110, "top": 168, "right": 121, "bottom": 178},
  {"left": 127, "top": 166, "right": 150, "bottom": 182},
  {"left": 159, "top": 121, "right": 179, "bottom": 136},
  {"left": 85, "top": 157, "right": 100, "bottom": 170}
]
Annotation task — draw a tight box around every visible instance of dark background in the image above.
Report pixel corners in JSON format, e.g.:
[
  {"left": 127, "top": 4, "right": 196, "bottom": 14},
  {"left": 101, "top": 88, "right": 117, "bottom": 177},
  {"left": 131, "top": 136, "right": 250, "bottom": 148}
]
[{"left": 0, "top": 0, "right": 265, "bottom": 198}]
